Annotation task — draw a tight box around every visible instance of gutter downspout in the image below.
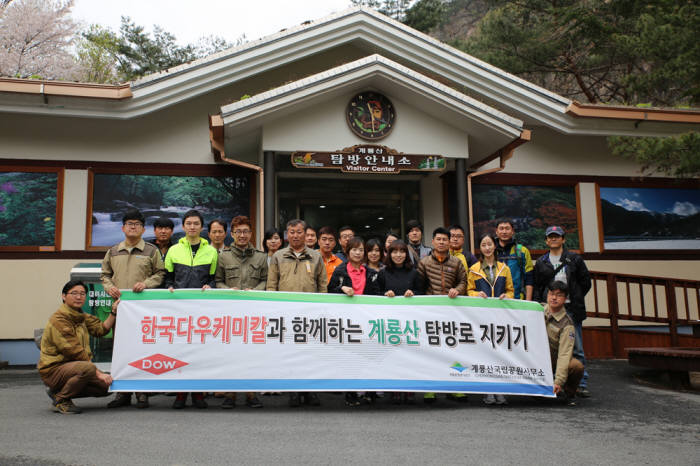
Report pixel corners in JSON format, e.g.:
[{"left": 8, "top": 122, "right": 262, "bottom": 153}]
[
  {"left": 467, "top": 130, "right": 531, "bottom": 253},
  {"left": 209, "top": 115, "right": 265, "bottom": 249}
]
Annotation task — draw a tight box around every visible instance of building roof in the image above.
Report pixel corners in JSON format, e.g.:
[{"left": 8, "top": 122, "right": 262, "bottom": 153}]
[{"left": 0, "top": 7, "right": 697, "bottom": 136}]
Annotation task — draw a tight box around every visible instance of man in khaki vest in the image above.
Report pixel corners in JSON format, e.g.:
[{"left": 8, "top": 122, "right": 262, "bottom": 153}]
[{"left": 215, "top": 215, "right": 267, "bottom": 409}]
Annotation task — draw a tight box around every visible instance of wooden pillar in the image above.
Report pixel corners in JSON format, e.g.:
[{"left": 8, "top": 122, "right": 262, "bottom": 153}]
[
  {"left": 264, "top": 151, "right": 276, "bottom": 231},
  {"left": 606, "top": 274, "right": 622, "bottom": 358},
  {"left": 455, "top": 158, "right": 469, "bottom": 245},
  {"left": 666, "top": 279, "right": 680, "bottom": 347}
]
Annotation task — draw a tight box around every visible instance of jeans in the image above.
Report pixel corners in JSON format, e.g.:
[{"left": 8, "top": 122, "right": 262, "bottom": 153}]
[{"left": 568, "top": 315, "right": 588, "bottom": 388}]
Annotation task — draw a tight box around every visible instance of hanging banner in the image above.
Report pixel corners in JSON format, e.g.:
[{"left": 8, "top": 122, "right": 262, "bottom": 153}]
[
  {"left": 291, "top": 145, "right": 445, "bottom": 174},
  {"left": 110, "top": 290, "right": 554, "bottom": 397}
]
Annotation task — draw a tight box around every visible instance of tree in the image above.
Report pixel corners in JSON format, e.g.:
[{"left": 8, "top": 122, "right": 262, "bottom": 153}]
[
  {"left": 442, "top": 0, "right": 699, "bottom": 178},
  {"left": 403, "top": 0, "right": 447, "bottom": 32},
  {"left": 77, "top": 17, "right": 235, "bottom": 83},
  {"left": 351, "top": 0, "right": 414, "bottom": 21},
  {"left": 0, "top": 0, "right": 78, "bottom": 79},
  {"left": 74, "top": 25, "right": 120, "bottom": 83}
]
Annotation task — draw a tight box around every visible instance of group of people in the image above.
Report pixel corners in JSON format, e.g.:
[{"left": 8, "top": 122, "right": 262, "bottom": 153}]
[{"left": 38, "top": 208, "right": 591, "bottom": 414}]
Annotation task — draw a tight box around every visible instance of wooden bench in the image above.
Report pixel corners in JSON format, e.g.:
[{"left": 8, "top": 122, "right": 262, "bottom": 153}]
[{"left": 627, "top": 347, "right": 700, "bottom": 388}]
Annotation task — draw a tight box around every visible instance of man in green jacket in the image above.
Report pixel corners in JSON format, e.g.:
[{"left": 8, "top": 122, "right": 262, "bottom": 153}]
[
  {"left": 38, "top": 280, "right": 118, "bottom": 414},
  {"left": 215, "top": 215, "right": 267, "bottom": 409},
  {"left": 165, "top": 209, "right": 218, "bottom": 409}
]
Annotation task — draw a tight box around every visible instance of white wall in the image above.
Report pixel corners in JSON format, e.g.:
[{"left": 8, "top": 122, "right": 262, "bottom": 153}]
[{"left": 263, "top": 92, "right": 470, "bottom": 159}]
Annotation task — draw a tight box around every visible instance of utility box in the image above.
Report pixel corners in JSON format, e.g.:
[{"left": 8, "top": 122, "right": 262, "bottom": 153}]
[{"left": 70, "top": 263, "right": 113, "bottom": 362}]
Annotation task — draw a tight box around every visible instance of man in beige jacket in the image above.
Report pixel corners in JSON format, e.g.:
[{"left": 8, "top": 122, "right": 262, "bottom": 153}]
[
  {"left": 101, "top": 208, "right": 164, "bottom": 409},
  {"left": 267, "top": 219, "right": 327, "bottom": 407},
  {"left": 545, "top": 280, "right": 584, "bottom": 406}
]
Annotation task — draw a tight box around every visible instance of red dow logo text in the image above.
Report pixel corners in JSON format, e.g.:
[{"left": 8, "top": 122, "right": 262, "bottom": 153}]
[{"left": 129, "top": 354, "right": 188, "bottom": 375}]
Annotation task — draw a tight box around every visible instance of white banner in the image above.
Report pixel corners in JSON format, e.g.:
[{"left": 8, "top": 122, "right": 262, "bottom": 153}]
[{"left": 110, "top": 289, "right": 554, "bottom": 397}]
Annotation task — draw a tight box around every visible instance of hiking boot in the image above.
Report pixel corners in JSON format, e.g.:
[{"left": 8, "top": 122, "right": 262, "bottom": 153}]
[
  {"left": 45, "top": 387, "right": 56, "bottom": 404},
  {"left": 246, "top": 395, "right": 263, "bottom": 408},
  {"left": 564, "top": 395, "right": 577, "bottom": 407},
  {"left": 221, "top": 397, "right": 236, "bottom": 409},
  {"left": 192, "top": 393, "right": 208, "bottom": 409},
  {"left": 576, "top": 387, "right": 591, "bottom": 398},
  {"left": 135, "top": 393, "right": 149, "bottom": 409},
  {"left": 53, "top": 399, "right": 82, "bottom": 414},
  {"left": 305, "top": 392, "right": 321, "bottom": 406},
  {"left": 344, "top": 392, "right": 360, "bottom": 407},
  {"left": 172, "top": 393, "right": 187, "bottom": 409},
  {"left": 289, "top": 392, "right": 301, "bottom": 407},
  {"left": 423, "top": 392, "right": 436, "bottom": 404},
  {"left": 107, "top": 392, "right": 131, "bottom": 408},
  {"left": 447, "top": 393, "right": 469, "bottom": 403}
]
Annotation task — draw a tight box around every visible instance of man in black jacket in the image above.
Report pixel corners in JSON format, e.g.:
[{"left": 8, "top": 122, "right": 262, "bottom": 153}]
[{"left": 533, "top": 226, "right": 592, "bottom": 398}]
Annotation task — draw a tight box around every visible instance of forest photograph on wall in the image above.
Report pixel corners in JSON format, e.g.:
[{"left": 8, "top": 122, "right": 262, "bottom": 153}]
[
  {"left": 0, "top": 168, "right": 62, "bottom": 250},
  {"left": 599, "top": 186, "right": 700, "bottom": 250},
  {"left": 88, "top": 171, "right": 251, "bottom": 248},
  {"left": 472, "top": 184, "right": 580, "bottom": 250}
]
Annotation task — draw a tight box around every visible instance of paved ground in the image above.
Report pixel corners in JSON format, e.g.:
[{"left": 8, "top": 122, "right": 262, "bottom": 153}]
[{"left": 0, "top": 360, "right": 698, "bottom": 466}]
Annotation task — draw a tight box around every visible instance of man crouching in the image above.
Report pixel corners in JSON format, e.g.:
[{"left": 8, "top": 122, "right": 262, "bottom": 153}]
[
  {"left": 38, "top": 280, "right": 118, "bottom": 414},
  {"left": 545, "top": 280, "right": 584, "bottom": 406}
]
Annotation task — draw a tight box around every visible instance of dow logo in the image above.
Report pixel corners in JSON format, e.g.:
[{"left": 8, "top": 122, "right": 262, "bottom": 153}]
[{"left": 129, "top": 354, "right": 188, "bottom": 375}]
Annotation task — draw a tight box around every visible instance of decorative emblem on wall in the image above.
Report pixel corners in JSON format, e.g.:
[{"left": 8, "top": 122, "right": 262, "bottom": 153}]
[{"left": 346, "top": 91, "right": 395, "bottom": 140}]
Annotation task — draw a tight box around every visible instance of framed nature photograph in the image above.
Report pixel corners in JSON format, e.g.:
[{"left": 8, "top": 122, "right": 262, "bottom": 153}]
[
  {"left": 87, "top": 168, "right": 253, "bottom": 249},
  {"left": 471, "top": 183, "right": 582, "bottom": 251},
  {"left": 0, "top": 166, "right": 63, "bottom": 251},
  {"left": 598, "top": 186, "right": 700, "bottom": 250}
]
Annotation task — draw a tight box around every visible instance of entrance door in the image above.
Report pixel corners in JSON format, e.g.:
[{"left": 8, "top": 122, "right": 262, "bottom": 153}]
[{"left": 277, "top": 177, "right": 420, "bottom": 240}]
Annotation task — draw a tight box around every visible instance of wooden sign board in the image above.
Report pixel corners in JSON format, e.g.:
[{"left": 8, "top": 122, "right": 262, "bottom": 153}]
[{"left": 291, "top": 145, "right": 445, "bottom": 174}]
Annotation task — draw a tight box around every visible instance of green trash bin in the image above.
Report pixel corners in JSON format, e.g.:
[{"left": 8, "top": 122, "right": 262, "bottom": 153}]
[{"left": 70, "top": 263, "right": 113, "bottom": 363}]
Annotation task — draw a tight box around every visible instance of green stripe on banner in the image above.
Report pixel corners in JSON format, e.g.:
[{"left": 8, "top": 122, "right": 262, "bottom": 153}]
[{"left": 120, "top": 289, "right": 544, "bottom": 312}]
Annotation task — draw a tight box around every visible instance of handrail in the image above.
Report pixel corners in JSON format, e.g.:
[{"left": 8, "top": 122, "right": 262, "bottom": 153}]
[{"left": 587, "top": 271, "right": 700, "bottom": 357}]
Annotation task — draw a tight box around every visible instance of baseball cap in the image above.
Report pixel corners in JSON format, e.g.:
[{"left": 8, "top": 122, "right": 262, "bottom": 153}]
[{"left": 545, "top": 226, "right": 565, "bottom": 237}]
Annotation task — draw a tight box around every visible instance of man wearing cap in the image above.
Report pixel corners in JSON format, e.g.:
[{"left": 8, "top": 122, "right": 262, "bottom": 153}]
[{"left": 534, "top": 225, "right": 592, "bottom": 398}]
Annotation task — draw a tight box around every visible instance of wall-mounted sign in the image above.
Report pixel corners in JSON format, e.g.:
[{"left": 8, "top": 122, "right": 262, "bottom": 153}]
[
  {"left": 346, "top": 92, "right": 396, "bottom": 140},
  {"left": 291, "top": 145, "right": 445, "bottom": 174}
]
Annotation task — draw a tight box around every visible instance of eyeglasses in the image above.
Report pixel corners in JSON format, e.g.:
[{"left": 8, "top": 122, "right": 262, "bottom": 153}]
[
  {"left": 340, "top": 234, "right": 354, "bottom": 239},
  {"left": 234, "top": 229, "right": 251, "bottom": 235},
  {"left": 125, "top": 222, "right": 143, "bottom": 228},
  {"left": 67, "top": 291, "right": 87, "bottom": 297}
]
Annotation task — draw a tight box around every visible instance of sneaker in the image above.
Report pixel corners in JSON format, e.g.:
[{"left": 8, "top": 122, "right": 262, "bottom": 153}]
[
  {"left": 576, "top": 387, "right": 591, "bottom": 398},
  {"left": 564, "top": 396, "right": 577, "bottom": 407},
  {"left": 172, "top": 393, "right": 187, "bottom": 409},
  {"left": 107, "top": 392, "right": 131, "bottom": 408},
  {"left": 423, "top": 392, "right": 437, "bottom": 404},
  {"left": 53, "top": 399, "right": 82, "bottom": 414},
  {"left": 305, "top": 392, "right": 321, "bottom": 406},
  {"left": 192, "top": 393, "right": 208, "bottom": 409},
  {"left": 344, "top": 392, "right": 360, "bottom": 407},
  {"left": 483, "top": 394, "right": 497, "bottom": 405},
  {"left": 289, "top": 392, "right": 301, "bottom": 407},
  {"left": 391, "top": 392, "right": 402, "bottom": 405},
  {"left": 135, "top": 393, "right": 149, "bottom": 409},
  {"left": 403, "top": 393, "right": 416, "bottom": 405},
  {"left": 447, "top": 393, "right": 469, "bottom": 403},
  {"left": 45, "top": 387, "right": 56, "bottom": 403},
  {"left": 221, "top": 397, "right": 235, "bottom": 409},
  {"left": 495, "top": 394, "right": 508, "bottom": 405},
  {"left": 246, "top": 396, "right": 263, "bottom": 408}
]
